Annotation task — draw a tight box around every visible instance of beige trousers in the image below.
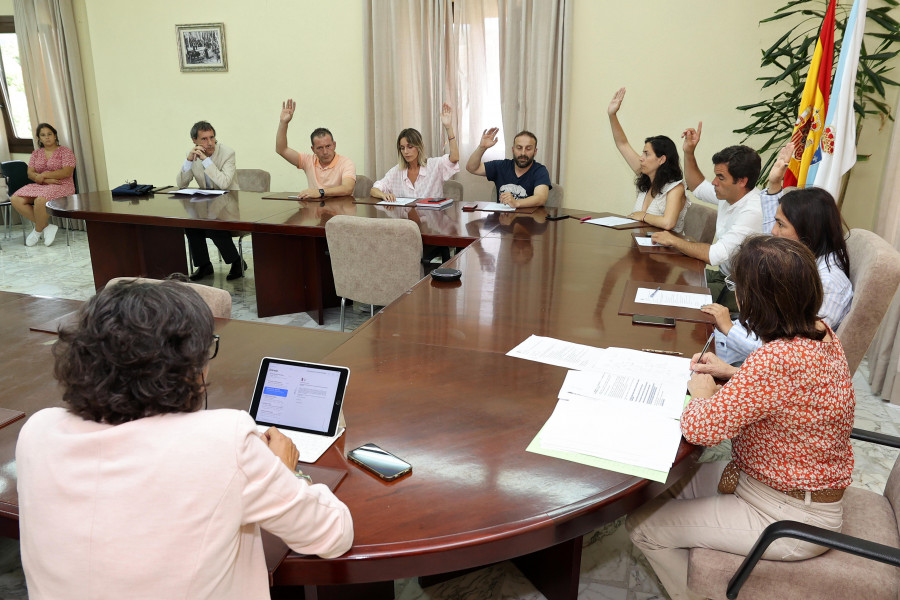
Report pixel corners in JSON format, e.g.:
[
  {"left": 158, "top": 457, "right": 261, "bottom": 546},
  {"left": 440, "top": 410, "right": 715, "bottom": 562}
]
[{"left": 627, "top": 461, "right": 843, "bottom": 600}]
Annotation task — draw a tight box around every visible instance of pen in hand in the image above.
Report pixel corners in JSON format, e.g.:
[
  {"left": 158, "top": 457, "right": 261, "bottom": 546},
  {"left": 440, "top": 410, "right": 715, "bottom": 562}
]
[{"left": 690, "top": 332, "right": 716, "bottom": 375}]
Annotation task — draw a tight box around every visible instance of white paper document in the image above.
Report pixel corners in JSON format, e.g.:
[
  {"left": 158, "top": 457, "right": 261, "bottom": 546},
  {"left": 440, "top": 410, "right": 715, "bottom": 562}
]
[
  {"left": 634, "top": 287, "right": 712, "bottom": 309},
  {"left": 539, "top": 397, "right": 684, "bottom": 472},
  {"left": 506, "top": 335, "right": 607, "bottom": 371},
  {"left": 376, "top": 197, "right": 417, "bottom": 206},
  {"left": 168, "top": 188, "right": 228, "bottom": 196},
  {"left": 480, "top": 202, "right": 516, "bottom": 212},
  {"left": 584, "top": 216, "right": 638, "bottom": 227},
  {"left": 634, "top": 236, "right": 659, "bottom": 247}
]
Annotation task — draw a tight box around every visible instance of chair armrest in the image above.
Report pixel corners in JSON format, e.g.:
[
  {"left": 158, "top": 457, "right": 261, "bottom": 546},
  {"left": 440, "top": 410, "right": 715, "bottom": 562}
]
[
  {"left": 851, "top": 428, "right": 900, "bottom": 449},
  {"left": 726, "top": 520, "right": 900, "bottom": 599}
]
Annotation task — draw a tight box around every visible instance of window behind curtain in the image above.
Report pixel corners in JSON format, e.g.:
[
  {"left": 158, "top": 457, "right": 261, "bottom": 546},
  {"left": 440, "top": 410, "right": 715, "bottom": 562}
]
[{"left": 0, "top": 16, "right": 32, "bottom": 153}]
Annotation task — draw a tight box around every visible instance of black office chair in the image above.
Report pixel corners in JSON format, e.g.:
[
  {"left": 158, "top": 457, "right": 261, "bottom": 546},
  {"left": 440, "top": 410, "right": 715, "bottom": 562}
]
[{"left": 1, "top": 160, "right": 33, "bottom": 244}]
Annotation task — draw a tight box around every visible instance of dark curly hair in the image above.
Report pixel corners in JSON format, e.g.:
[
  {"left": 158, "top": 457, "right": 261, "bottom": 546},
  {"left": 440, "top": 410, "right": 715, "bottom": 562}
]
[
  {"left": 732, "top": 235, "right": 825, "bottom": 344},
  {"left": 779, "top": 187, "right": 850, "bottom": 278},
  {"left": 635, "top": 135, "right": 683, "bottom": 198},
  {"left": 53, "top": 280, "right": 215, "bottom": 425}
]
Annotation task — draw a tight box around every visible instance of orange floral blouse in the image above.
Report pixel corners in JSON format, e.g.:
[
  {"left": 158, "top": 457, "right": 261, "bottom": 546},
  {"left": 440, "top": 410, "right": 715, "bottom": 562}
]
[{"left": 681, "top": 324, "right": 855, "bottom": 492}]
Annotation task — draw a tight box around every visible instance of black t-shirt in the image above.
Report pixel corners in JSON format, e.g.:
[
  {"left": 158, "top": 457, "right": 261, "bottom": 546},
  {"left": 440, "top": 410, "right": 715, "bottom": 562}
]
[{"left": 484, "top": 159, "right": 551, "bottom": 199}]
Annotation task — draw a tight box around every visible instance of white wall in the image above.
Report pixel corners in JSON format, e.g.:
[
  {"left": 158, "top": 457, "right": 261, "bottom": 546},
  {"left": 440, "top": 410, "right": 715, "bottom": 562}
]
[{"left": 74, "top": 0, "right": 365, "bottom": 193}]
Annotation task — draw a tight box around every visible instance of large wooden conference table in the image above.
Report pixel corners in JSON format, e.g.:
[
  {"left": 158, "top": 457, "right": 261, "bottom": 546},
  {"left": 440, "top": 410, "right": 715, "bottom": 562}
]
[
  {"left": 19, "top": 195, "right": 711, "bottom": 600},
  {"left": 46, "top": 191, "right": 500, "bottom": 322}
]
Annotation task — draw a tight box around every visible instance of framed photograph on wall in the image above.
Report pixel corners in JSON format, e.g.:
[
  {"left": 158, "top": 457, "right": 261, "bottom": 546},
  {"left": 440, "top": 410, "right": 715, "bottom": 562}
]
[{"left": 176, "top": 23, "right": 227, "bottom": 72}]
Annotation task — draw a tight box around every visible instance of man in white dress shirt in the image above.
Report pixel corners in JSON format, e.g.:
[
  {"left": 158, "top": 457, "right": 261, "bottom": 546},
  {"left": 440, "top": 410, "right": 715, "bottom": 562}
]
[{"left": 651, "top": 122, "right": 762, "bottom": 310}]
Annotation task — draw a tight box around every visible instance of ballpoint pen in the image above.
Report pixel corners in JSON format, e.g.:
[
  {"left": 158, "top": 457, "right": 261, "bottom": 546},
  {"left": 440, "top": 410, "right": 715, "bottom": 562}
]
[
  {"left": 650, "top": 286, "right": 661, "bottom": 298},
  {"left": 690, "top": 332, "right": 716, "bottom": 375}
]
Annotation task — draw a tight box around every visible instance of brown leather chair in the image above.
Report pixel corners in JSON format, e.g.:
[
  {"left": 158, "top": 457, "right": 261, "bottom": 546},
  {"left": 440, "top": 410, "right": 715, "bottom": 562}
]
[{"left": 683, "top": 201, "right": 717, "bottom": 244}]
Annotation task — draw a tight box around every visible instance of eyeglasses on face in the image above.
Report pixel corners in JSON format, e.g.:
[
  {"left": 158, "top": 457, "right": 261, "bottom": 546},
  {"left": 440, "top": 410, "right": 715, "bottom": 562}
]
[{"left": 209, "top": 334, "right": 220, "bottom": 360}]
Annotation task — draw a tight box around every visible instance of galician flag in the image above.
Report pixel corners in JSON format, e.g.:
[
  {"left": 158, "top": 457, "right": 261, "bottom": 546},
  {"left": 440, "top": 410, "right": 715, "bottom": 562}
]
[
  {"left": 784, "top": 0, "right": 837, "bottom": 188},
  {"left": 806, "top": 0, "right": 867, "bottom": 197}
]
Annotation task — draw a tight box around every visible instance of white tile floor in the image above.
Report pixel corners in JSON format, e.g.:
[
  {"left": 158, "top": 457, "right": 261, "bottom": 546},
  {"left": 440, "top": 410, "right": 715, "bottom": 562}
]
[{"left": 1, "top": 223, "right": 898, "bottom": 600}]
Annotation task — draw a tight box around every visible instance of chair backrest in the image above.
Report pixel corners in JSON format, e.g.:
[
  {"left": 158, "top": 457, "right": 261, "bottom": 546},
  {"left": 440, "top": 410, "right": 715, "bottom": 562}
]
[
  {"left": 104, "top": 277, "right": 232, "bottom": 319},
  {"left": 1, "top": 160, "right": 30, "bottom": 196},
  {"left": 353, "top": 174, "right": 373, "bottom": 198},
  {"left": 546, "top": 183, "right": 563, "bottom": 208},
  {"left": 683, "top": 201, "right": 717, "bottom": 244},
  {"left": 236, "top": 169, "right": 271, "bottom": 193},
  {"left": 325, "top": 215, "right": 423, "bottom": 307},
  {"left": 836, "top": 229, "right": 900, "bottom": 375},
  {"left": 443, "top": 179, "right": 464, "bottom": 203}
]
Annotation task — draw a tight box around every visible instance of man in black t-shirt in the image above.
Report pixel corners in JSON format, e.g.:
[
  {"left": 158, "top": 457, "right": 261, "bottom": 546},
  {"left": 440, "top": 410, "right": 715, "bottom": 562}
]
[{"left": 466, "top": 128, "right": 551, "bottom": 208}]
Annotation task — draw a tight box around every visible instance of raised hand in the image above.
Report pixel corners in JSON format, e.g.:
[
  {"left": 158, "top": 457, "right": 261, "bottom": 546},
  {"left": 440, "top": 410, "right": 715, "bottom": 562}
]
[
  {"left": 479, "top": 127, "right": 500, "bottom": 150},
  {"left": 280, "top": 99, "right": 296, "bottom": 124},
  {"left": 440, "top": 102, "right": 453, "bottom": 129},
  {"left": 768, "top": 141, "right": 795, "bottom": 186},
  {"left": 682, "top": 121, "right": 702, "bottom": 154},
  {"left": 608, "top": 87, "right": 626, "bottom": 116}
]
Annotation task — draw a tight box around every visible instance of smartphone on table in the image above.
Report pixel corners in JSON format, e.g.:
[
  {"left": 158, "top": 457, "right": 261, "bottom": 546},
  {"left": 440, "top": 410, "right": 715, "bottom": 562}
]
[
  {"left": 632, "top": 314, "right": 676, "bottom": 327},
  {"left": 347, "top": 443, "right": 412, "bottom": 481}
]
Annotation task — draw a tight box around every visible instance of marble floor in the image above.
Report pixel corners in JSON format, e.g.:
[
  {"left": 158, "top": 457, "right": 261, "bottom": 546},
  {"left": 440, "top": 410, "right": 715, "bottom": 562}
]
[{"left": 1, "top": 224, "right": 899, "bottom": 600}]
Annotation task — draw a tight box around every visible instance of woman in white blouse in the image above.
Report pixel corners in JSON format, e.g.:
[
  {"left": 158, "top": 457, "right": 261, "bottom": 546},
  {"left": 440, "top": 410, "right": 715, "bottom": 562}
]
[
  {"left": 608, "top": 87, "right": 689, "bottom": 232},
  {"left": 371, "top": 103, "right": 459, "bottom": 202}
]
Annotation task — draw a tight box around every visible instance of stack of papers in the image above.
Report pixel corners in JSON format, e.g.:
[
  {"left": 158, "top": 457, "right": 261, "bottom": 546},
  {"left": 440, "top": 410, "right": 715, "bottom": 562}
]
[
  {"left": 583, "top": 216, "right": 638, "bottom": 227},
  {"left": 480, "top": 202, "right": 516, "bottom": 212},
  {"left": 168, "top": 188, "right": 228, "bottom": 196},
  {"left": 376, "top": 197, "right": 417, "bottom": 206},
  {"left": 508, "top": 336, "right": 691, "bottom": 481},
  {"left": 634, "top": 287, "right": 712, "bottom": 309}
]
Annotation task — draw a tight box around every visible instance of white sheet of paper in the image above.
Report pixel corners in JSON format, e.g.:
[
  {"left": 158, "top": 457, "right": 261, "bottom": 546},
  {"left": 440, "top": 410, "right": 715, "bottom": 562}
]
[
  {"left": 168, "top": 188, "right": 227, "bottom": 196},
  {"left": 634, "top": 287, "right": 712, "bottom": 309},
  {"left": 585, "top": 216, "right": 638, "bottom": 227},
  {"left": 558, "top": 367, "right": 688, "bottom": 420},
  {"left": 481, "top": 202, "right": 516, "bottom": 212},
  {"left": 506, "top": 335, "right": 607, "bottom": 371},
  {"left": 376, "top": 197, "right": 417, "bottom": 206},
  {"left": 634, "top": 236, "right": 659, "bottom": 247},
  {"left": 540, "top": 398, "right": 683, "bottom": 471}
]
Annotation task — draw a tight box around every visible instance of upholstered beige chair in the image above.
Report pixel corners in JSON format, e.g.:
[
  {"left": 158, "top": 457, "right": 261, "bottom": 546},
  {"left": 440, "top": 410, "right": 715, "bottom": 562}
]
[
  {"left": 105, "top": 277, "right": 232, "bottom": 319},
  {"left": 836, "top": 229, "right": 900, "bottom": 375},
  {"left": 325, "top": 215, "right": 423, "bottom": 331},
  {"left": 687, "top": 430, "right": 900, "bottom": 599},
  {"left": 683, "top": 201, "right": 717, "bottom": 244},
  {"left": 546, "top": 183, "right": 564, "bottom": 208},
  {"left": 443, "top": 179, "right": 464, "bottom": 203},
  {"left": 353, "top": 175, "right": 374, "bottom": 198},
  {"left": 235, "top": 169, "right": 271, "bottom": 193}
]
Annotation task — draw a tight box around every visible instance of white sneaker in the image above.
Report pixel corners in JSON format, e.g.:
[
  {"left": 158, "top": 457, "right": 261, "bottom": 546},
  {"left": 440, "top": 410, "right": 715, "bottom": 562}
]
[
  {"left": 25, "top": 229, "right": 41, "bottom": 247},
  {"left": 43, "top": 224, "right": 59, "bottom": 246}
]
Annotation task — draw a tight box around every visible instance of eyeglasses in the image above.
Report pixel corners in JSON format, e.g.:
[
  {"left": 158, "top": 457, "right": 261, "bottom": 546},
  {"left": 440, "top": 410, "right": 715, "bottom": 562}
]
[
  {"left": 209, "top": 334, "right": 220, "bottom": 360},
  {"left": 724, "top": 275, "right": 736, "bottom": 291}
]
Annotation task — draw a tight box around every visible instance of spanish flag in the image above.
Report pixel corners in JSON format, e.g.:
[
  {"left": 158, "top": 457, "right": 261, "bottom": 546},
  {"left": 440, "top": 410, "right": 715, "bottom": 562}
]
[{"left": 784, "top": 0, "right": 837, "bottom": 188}]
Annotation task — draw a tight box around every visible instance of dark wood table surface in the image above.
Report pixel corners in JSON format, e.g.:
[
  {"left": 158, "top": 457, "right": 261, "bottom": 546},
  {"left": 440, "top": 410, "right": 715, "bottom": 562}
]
[{"left": 9, "top": 201, "right": 711, "bottom": 600}]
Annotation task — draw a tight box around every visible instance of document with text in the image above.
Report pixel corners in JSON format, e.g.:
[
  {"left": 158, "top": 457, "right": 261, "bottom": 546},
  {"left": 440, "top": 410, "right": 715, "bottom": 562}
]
[
  {"left": 584, "top": 216, "right": 639, "bottom": 227},
  {"left": 376, "top": 197, "right": 417, "bottom": 206},
  {"left": 480, "top": 202, "right": 516, "bottom": 212},
  {"left": 634, "top": 287, "right": 712, "bottom": 309},
  {"left": 168, "top": 188, "right": 228, "bottom": 196},
  {"left": 506, "top": 335, "right": 607, "bottom": 371}
]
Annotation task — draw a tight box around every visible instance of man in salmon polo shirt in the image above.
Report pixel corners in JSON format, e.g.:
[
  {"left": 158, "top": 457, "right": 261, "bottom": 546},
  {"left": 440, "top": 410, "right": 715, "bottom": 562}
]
[{"left": 275, "top": 98, "right": 356, "bottom": 199}]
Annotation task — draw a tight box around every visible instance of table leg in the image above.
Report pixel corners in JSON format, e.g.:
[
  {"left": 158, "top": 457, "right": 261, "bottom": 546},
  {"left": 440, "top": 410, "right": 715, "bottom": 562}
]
[
  {"left": 512, "top": 536, "right": 582, "bottom": 600},
  {"left": 85, "top": 222, "right": 187, "bottom": 290}
]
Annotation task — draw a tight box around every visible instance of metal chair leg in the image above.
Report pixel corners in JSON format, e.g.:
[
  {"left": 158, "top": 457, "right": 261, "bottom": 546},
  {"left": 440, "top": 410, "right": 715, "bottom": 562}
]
[{"left": 340, "top": 297, "right": 346, "bottom": 332}]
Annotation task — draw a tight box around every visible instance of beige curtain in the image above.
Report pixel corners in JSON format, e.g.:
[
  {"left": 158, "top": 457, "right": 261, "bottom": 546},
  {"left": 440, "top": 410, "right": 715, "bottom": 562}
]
[
  {"left": 497, "top": 0, "right": 571, "bottom": 185},
  {"left": 364, "top": 1, "right": 452, "bottom": 179},
  {"left": 867, "top": 92, "right": 900, "bottom": 402},
  {"left": 14, "top": 0, "right": 96, "bottom": 195}
]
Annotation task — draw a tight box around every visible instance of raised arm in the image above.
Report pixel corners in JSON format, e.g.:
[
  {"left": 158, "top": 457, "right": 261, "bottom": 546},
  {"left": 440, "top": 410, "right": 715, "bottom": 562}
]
[
  {"left": 466, "top": 127, "right": 499, "bottom": 176},
  {"left": 767, "top": 141, "right": 794, "bottom": 194},
  {"left": 607, "top": 87, "right": 640, "bottom": 173},
  {"left": 275, "top": 99, "right": 301, "bottom": 167},
  {"left": 441, "top": 103, "right": 459, "bottom": 164},
  {"left": 681, "top": 122, "right": 705, "bottom": 191}
]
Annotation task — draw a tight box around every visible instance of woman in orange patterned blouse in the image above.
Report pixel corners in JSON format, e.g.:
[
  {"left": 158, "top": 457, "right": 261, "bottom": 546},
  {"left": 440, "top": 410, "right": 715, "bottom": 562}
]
[{"left": 627, "top": 235, "right": 855, "bottom": 600}]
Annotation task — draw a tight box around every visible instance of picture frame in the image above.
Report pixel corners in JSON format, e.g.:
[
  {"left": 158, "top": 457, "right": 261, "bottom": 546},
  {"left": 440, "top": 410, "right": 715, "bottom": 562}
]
[{"left": 176, "top": 23, "right": 227, "bottom": 72}]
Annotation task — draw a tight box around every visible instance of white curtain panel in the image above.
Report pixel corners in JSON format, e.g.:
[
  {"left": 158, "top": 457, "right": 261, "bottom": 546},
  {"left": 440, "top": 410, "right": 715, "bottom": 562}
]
[
  {"left": 867, "top": 91, "right": 900, "bottom": 402},
  {"left": 14, "top": 0, "right": 96, "bottom": 194}
]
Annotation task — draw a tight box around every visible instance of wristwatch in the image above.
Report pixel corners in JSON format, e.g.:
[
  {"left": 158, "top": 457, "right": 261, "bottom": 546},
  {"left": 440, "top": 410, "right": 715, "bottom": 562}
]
[{"left": 318, "top": 188, "right": 325, "bottom": 198}]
